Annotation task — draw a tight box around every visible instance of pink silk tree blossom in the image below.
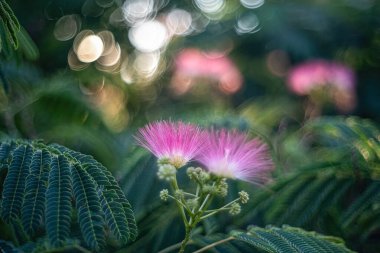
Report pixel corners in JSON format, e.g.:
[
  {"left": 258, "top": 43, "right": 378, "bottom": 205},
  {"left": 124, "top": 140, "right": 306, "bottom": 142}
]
[
  {"left": 287, "top": 60, "right": 355, "bottom": 95},
  {"left": 171, "top": 48, "right": 243, "bottom": 95},
  {"left": 135, "top": 121, "right": 205, "bottom": 168},
  {"left": 196, "top": 129, "right": 273, "bottom": 183},
  {"left": 287, "top": 60, "right": 356, "bottom": 112}
]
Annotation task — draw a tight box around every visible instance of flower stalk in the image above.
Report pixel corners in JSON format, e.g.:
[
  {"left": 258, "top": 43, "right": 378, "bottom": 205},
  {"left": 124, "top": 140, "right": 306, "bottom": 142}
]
[{"left": 135, "top": 120, "right": 274, "bottom": 252}]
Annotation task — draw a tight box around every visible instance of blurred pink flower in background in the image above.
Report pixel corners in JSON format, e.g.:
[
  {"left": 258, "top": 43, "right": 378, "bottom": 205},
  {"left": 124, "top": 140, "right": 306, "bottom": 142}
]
[
  {"left": 287, "top": 60, "right": 356, "bottom": 112},
  {"left": 196, "top": 129, "right": 273, "bottom": 183},
  {"left": 171, "top": 48, "right": 243, "bottom": 95}
]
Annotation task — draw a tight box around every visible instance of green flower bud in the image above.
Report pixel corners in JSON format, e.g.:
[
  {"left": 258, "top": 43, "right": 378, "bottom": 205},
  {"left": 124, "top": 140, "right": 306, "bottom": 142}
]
[
  {"left": 199, "top": 171, "right": 210, "bottom": 182},
  {"left": 187, "top": 167, "right": 207, "bottom": 181},
  {"left": 238, "top": 191, "right": 249, "bottom": 204},
  {"left": 160, "top": 189, "right": 169, "bottom": 201},
  {"left": 215, "top": 179, "right": 228, "bottom": 197},
  {"left": 157, "top": 164, "right": 177, "bottom": 181},
  {"left": 186, "top": 198, "right": 199, "bottom": 210},
  {"left": 229, "top": 202, "right": 241, "bottom": 215},
  {"left": 202, "top": 184, "right": 215, "bottom": 194},
  {"left": 186, "top": 167, "right": 196, "bottom": 179},
  {"left": 175, "top": 189, "right": 184, "bottom": 199}
]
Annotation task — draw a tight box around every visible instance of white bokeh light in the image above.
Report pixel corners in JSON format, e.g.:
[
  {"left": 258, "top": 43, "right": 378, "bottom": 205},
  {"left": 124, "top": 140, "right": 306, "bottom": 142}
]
[
  {"left": 77, "top": 35, "right": 104, "bottom": 63},
  {"left": 235, "top": 13, "right": 260, "bottom": 34},
  {"left": 166, "top": 9, "right": 193, "bottom": 36},
  {"left": 97, "top": 43, "right": 121, "bottom": 67},
  {"left": 194, "top": 0, "right": 225, "bottom": 14},
  {"left": 240, "top": 0, "right": 265, "bottom": 9},
  {"left": 54, "top": 15, "right": 81, "bottom": 41},
  {"left": 122, "top": 0, "right": 154, "bottom": 25},
  {"left": 133, "top": 52, "right": 160, "bottom": 78},
  {"left": 128, "top": 20, "right": 169, "bottom": 52}
]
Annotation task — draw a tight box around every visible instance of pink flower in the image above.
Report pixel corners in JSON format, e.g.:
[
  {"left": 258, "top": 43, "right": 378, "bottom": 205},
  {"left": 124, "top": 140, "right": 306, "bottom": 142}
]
[
  {"left": 135, "top": 121, "right": 204, "bottom": 168},
  {"left": 287, "top": 59, "right": 356, "bottom": 112},
  {"left": 287, "top": 60, "right": 355, "bottom": 95},
  {"left": 196, "top": 129, "right": 273, "bottom": 183},
  {"left": 171, "top": 48, "right": 243, "bottom": 95}
]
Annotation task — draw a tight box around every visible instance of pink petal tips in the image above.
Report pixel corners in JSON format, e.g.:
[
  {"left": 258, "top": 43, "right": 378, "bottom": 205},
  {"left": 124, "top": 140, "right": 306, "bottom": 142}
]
[
  {"left": 196, "top": 129, "right": 273, "bottom": 183},
  {"left": 135, "top": 121, "right": 204, "bottom": 168}
]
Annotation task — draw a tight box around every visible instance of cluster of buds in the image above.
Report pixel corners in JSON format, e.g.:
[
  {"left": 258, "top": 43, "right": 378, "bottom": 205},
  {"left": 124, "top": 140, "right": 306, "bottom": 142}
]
[
  {"left": 158, "top": 164, "right": 250, "bottom": 217},
  {"left": 135, "top": 120, "right": 273, "bottom": 253},
  {"left": 187, "top": 167, "right": 210, "bottom": 182},
  {"left": 157, "top": 164, "right": 176, "bottom": 181},
  {"left": 159, "top": 189, "right": 169, "bottom": 202}
]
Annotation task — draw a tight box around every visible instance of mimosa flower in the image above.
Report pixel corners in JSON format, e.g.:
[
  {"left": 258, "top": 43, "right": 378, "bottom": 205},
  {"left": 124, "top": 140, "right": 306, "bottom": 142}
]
[
  {"left": 197, "top": 129, "right": 273, "bottom": 183},
  {"left": 287, "top": 60, "right": 356, "bottom": 112},
  {"left": 135, "top": 121, "right": 204, "bottom": 168},
  {"left": 171, "top": 48, "right": 243, "bottom": 95}
]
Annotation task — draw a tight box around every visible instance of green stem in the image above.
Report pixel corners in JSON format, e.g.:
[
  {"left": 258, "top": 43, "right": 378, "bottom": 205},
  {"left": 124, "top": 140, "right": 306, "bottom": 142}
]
[
  {"left": 189, "top": 185, "right": 200, "bottom": 224},
  {"left": 168, "top": 195, "right": 192, "bottom": 212},
  {"left": 171, "top": 178, "right": 189, "bottom": 226},
  {"left": 193, "top": 236, "right": 235, "bottom": 253},
  {"left": 201, "top": 209, "right": 228, "bottom": 220},
  {"left": 158, "top": 241, "right": 190, "bottom": 253},
  {"left": 198, "top": 182, "right": 216, "bottom": 213},
  {"left": 182, "top": 192, "right": 197, "bottom": 197},
  {"left": 179, "top": 225, "right": 193, "bottom": 253},
  {"left": 201, "top": 198, "right": 240, "bottom": 220}
]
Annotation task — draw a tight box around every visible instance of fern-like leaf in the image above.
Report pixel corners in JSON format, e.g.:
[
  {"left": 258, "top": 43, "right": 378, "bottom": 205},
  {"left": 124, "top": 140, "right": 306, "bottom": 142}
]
[
  {"left": 84, "top": 161, "right": 132, "bottom": 243},
  {"left": 21, "top": 149, "right": 51, "bottom": 235},
  {"left": 99, "top": 188, "right": 130, "bottom": 242},
  {"left": 231, "top": 225, "right": 354, "bottom": 253},
  {"left": 0, "top": 0, "right": 20, "bottom": 49},
  {"left": 45, "top": 155, "right": 72, "bottom": 247},
  {"left": 0, "top": 140, "right": 137, "bottom": 251},
  {"left": 101, "top": 167, "right": 138, "bottom": 241},
  {"left": 16, "top": 26, "right": 39, "bottom": 60},
  {"left": 57, "top": 145, "right": 137, "bottom": 242},
  {"left": 71, "top": 163, "right": 105, "bottom": 251},
  {"left": 1, "top": 144, "right": 33, "bottom": 222}
]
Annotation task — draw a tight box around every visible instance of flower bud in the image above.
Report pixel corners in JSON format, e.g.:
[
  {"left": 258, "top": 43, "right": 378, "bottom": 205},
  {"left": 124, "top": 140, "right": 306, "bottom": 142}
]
[
  {"left": 160, "top": 189, "right": 169, "bottom": 201},
  {"left": 215, "top": 178, "right": 228, "bottom": 197},
  {"left": 229, "top": 202, "right": 241, "bottom": 215},
  {"left": 199, "top": 171, "right": 210, "bottom": 182},
  {"left": 186, "top": 198, "right": 199, "bottom": 210},
  {"left": 238, "top": 191, "right": 249, "bottom": 204},
  {"left": 187, "top": 167, "right": 208, "bottom": 181},
  {"left": 186, "top": 167, "right": 196, "bottom": 180},
  {"left": 157, "top": 164, "right": 177, "bottom": 181},
  {"left": 202, "top": 184, "right": 215, "bottom": 194},
  {"left": 175, "top": 189, "right": 184, "bottom": 199}
]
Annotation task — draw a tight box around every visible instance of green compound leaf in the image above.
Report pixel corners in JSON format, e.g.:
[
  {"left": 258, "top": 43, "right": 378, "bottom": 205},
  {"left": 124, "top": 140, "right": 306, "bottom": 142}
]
[
  {"left": 0, "top": 0, "right": 20, "bottom": 50},
  {"left": 71, "top": 163, "right": 105, "bottom": 251},
  {"left": 22, "top": 149, "right": 51, "bottom": 235},
  {"left": 51, "top": 144, "right": 138, "bottom": 243},
  {"left": 1, "top": 144, "right": 33, "bottom": 222},
  {"left": 231, "top": 225, "right": 355, "bottom": 253},
  {"left": 45, "top": 155, "right": 72, "bottom": 247},
  {"left": 0, "top": 140, "right": 137, "bottom": 252}
]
